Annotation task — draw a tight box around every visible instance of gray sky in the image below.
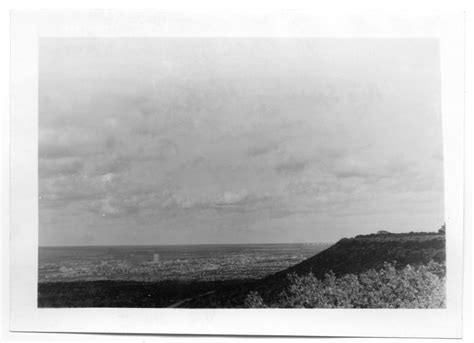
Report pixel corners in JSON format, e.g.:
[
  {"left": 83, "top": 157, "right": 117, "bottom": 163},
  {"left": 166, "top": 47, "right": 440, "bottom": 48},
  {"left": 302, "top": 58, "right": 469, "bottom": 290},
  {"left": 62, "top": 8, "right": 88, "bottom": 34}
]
[{"left": 39, "top": 38, "right": 444, "bottom": 246}]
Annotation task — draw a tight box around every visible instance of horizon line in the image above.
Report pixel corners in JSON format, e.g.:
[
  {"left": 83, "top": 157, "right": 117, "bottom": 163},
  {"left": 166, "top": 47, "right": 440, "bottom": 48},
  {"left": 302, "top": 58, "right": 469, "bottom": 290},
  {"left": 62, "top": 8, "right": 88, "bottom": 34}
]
[{"left": 39, "top": 241, "right": 336, "bottom": 248}]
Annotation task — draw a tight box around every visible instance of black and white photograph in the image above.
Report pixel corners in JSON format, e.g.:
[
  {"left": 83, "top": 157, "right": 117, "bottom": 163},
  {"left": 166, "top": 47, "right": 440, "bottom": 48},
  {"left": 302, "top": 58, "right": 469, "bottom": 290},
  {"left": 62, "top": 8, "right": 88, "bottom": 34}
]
[
  {"left": 7, "top": 10, "right": 467, "bottom": 339},
  {"left": 37, "top": 37, "right": 446, "bottom": 309}
]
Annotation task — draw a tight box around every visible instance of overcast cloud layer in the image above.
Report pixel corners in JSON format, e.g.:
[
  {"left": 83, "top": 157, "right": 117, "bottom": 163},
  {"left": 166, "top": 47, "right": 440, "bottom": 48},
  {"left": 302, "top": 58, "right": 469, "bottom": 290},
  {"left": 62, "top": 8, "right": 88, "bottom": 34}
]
[{"left": 39, "top": 38, "right": 444, "bottom": 246}]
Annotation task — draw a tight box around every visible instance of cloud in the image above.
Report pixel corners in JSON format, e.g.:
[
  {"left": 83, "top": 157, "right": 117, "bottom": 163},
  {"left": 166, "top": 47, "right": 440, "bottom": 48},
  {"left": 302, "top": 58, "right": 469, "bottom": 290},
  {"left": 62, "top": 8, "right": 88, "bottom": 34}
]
[
  {"left": 101, "top": 172, "right": 115, "bottom": 183},
  {"left": 189, "top": 156, "right": 207, "bottom": 167},
  {"left": 39, "top": 175, "right": 106, "bottom": 206},
  {"left": 136, "top": 138, "right": 179, "bottom": 161},
  {"left": 161, "top": 189, "right": 272, "bottom": 212},
  {"left": 285, "top": 180, "right": 323, "bottom": 196},
  {"left": 332, "top": 157, "right": 377, "bottom": 179},
  {"left": 215, "top": 190, "right": 250, "bottom": 205},
  {"left": 84, "top": 154, "right": 131, "bottom": 176},
  {"left": 39, "top": 128, "right": 102, "bottom": 160},
  {"left": 329, "top": 155, "right": 416, "bottom": 183},
  {"left": 246, "top": 141, "right": 280, "bottom": 157},
  {"left": 161, "top": 193, "right": 197, "bottom": 210},
  {"left": 88, "top": 195, "right": 140, "bottom": 218},
  {"left": 274, "top": 157, "right": 312, "bottom": 175},
  {"left": 39, "top": 157, "right": 84, "bottom": 179}
]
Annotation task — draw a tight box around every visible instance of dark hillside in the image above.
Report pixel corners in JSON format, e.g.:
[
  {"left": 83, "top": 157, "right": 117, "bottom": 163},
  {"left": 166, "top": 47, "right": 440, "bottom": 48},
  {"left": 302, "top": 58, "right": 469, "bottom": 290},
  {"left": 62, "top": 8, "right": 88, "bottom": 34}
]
[
  {"left": 271, "top": 232, "right": 444, "bottom": 280},
  {"left": 188, "top": 231, "right": 445, "bottom": 307},
  {"left": 254, "top": 232, "right": 445, "bottom": 302}
]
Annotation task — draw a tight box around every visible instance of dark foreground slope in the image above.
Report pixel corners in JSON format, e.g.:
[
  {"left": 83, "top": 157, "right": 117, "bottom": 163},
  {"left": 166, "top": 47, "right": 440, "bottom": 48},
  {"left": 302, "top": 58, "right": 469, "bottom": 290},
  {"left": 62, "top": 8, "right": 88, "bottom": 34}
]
[
  {"left": 38, "top": 279, "right": 255, "bottom": 308},
  {"left": 187, "top": 232, "right": 445, "bottom": 307}
]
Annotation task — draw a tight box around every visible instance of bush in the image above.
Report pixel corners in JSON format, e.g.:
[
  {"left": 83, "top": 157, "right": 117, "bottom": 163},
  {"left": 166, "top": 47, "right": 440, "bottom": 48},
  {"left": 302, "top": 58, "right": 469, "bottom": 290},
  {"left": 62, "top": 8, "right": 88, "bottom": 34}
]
[
  {"left": 245, "top": 261, "right": 445, "bottom": 308},
  {"left": 244, "top": 291, "right": 267, "bottom": 308}
]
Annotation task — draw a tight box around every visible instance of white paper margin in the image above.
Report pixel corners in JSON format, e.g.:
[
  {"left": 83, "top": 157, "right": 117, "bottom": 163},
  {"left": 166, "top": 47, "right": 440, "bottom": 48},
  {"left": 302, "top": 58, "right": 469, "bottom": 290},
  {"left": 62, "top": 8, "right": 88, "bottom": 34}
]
[{"left": 9, "top": 11, "right": 465, "bottom": 338}]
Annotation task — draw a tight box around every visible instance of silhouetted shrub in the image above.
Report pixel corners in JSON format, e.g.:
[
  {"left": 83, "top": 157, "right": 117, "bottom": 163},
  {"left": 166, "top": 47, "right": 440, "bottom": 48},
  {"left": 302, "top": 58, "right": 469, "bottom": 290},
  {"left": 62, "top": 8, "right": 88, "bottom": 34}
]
[{"left": 245, "top": 261, "right": 445, "bottom": 308}]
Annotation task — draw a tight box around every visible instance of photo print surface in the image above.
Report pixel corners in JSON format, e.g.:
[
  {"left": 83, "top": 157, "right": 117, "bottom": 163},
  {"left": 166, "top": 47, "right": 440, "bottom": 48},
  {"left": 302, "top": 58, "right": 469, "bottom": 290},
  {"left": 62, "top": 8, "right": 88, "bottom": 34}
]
[{"left": 38, "top": 38, "right": 445, "bottom": 308}]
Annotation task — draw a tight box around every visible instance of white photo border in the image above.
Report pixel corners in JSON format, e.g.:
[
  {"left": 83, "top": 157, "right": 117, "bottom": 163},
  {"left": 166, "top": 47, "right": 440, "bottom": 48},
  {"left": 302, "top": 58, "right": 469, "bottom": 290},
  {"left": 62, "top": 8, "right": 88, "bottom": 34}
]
[{"left": 9, "top": 11, "right": 465, "bottom": 338}]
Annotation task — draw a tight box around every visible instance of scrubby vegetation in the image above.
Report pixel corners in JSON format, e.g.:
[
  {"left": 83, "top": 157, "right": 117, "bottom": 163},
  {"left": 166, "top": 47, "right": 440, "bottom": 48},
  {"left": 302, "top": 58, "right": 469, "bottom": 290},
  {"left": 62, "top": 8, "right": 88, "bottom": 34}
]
[
  {"left": 270, "top": 232, "right": 445, "bottom": 281},
  {"left": 245, "top": 261, "right": 445, "bottom": 308},
  {"left": 183, "top": 231, "right": 446, "bottom": 308}
]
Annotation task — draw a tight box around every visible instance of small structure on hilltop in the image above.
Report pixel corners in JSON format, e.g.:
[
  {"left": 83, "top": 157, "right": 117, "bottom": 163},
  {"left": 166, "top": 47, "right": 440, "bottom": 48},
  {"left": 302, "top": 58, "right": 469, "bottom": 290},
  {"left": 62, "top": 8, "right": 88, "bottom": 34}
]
[
  {"left": 377, "top": 230, "right": 391, "bottom": 235},
  {"left": 152, "top": 253, "right": 160, "bottom": 264},
  {"left": 438, "top": 224, "right": 446, "bottom": 234}
]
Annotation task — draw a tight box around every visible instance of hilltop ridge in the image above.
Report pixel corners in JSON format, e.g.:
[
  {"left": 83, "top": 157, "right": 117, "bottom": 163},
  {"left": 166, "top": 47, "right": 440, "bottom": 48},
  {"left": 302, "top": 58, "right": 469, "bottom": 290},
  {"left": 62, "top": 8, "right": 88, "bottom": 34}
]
[
  {"left": 187, "top": 231, "right": 445, "bottom": 307},
  {"left": 270, "top": 231, "right": 444, "bottom": 279}
]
